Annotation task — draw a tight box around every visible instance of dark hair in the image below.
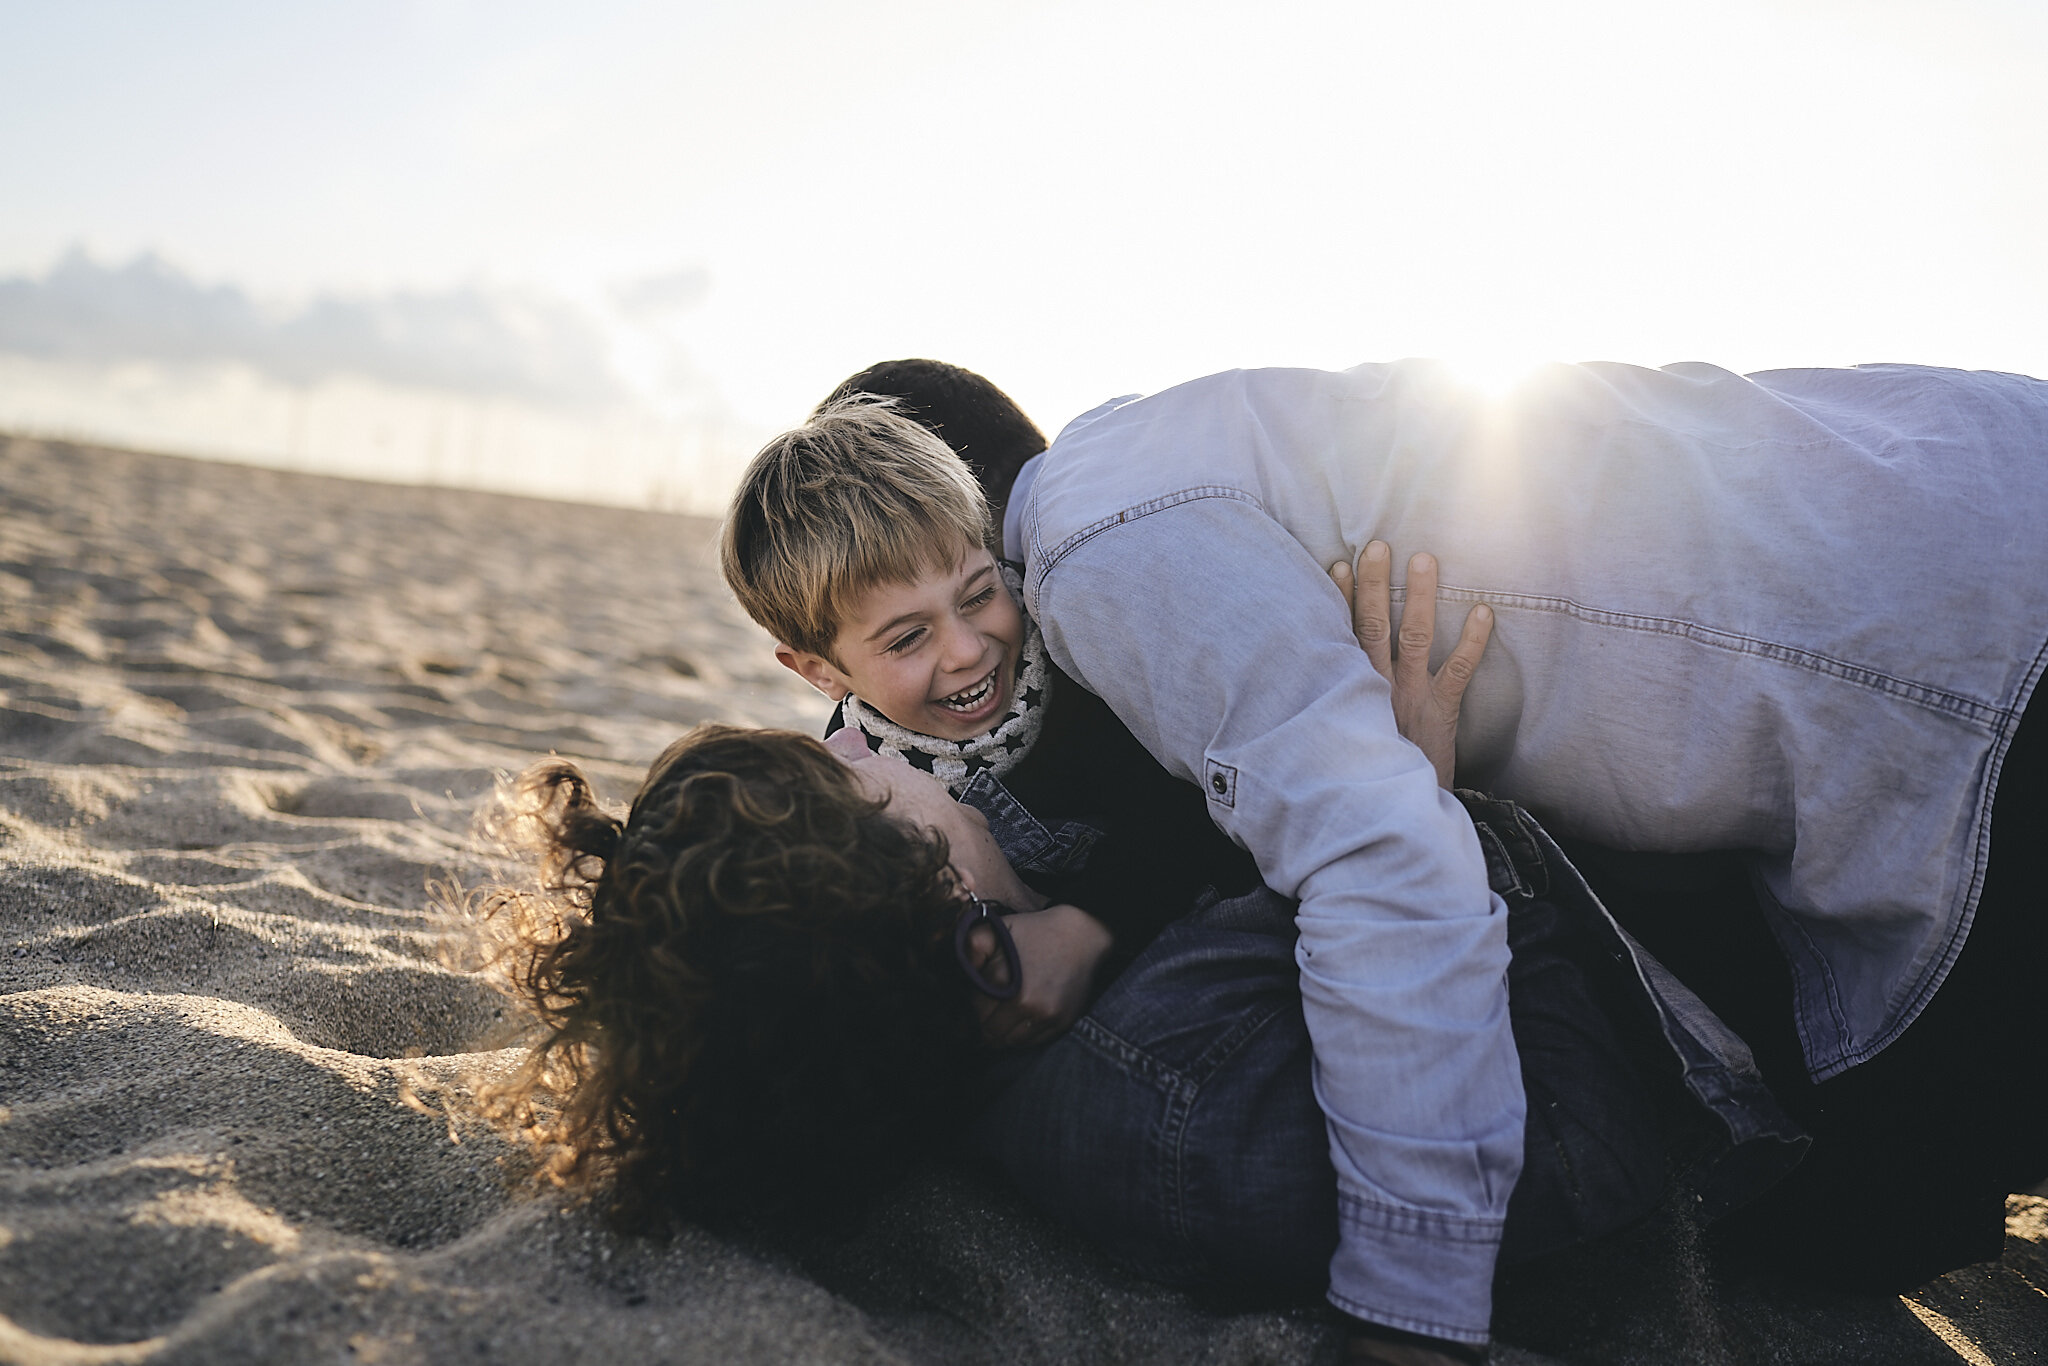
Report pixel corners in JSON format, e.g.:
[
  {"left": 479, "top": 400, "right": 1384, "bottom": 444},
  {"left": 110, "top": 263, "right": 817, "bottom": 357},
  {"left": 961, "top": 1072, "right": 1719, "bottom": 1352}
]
[
  {"left": 816, "top": 359, "right": 1047, "bottom": 518},
  {"left": 469, "top": 724, "right": 982, "bottom": 1228}
]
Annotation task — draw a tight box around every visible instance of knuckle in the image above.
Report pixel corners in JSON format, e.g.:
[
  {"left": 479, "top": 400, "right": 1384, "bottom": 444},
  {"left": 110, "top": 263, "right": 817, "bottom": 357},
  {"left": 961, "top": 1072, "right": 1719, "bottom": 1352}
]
[{"left": 1399, "top": 626, "right": 1433, "bottom": 652}]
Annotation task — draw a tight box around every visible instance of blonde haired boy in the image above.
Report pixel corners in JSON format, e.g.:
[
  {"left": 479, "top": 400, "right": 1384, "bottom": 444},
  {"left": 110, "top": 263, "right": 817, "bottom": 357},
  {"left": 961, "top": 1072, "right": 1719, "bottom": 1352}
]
[{"left": 722, "top": 394, "right": 1116, "bottom": 1042}]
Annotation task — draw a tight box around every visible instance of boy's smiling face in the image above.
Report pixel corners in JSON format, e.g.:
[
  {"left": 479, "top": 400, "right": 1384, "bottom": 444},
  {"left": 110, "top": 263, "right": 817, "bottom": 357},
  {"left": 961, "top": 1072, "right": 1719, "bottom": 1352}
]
[{"left": 777, "top": 543, "right": 1025, "bottom": 742}]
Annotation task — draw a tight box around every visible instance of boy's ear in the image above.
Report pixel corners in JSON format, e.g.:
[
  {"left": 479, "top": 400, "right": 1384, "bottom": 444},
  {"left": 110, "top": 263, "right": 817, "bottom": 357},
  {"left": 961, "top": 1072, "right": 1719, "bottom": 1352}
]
[{"left": 775, "top": 643, "right": 850, "bottom": 701}]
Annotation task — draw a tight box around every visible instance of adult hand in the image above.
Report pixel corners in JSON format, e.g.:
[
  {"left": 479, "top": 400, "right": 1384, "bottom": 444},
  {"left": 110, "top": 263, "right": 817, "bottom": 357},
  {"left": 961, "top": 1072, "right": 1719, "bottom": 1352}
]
[
  {"left": 1330, "top": 541, "right": 1493, "bottom": 789},
  {"left": 964, "top": 903, "right": 1113, "bottom": 1047}
]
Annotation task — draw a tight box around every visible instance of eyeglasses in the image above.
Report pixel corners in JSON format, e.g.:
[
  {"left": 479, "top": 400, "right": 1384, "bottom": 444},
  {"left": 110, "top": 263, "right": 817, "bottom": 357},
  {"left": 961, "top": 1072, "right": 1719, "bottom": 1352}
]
[{"left": 953, "top": 894, "right": 1021, "bottom": 1000}]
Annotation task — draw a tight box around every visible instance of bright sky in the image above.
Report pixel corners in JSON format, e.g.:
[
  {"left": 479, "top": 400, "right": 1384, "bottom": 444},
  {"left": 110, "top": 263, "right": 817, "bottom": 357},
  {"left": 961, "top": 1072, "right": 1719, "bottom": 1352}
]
[{"left": 3, "top": 0, "right": 2046, "bottom": 471}]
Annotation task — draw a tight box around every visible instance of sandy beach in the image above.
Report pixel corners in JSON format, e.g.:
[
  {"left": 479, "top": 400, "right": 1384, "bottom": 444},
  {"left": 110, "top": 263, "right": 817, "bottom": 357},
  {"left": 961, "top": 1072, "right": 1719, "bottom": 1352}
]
[{"left": 2, "top": 433, "right": 2042, "bottom": 1365}]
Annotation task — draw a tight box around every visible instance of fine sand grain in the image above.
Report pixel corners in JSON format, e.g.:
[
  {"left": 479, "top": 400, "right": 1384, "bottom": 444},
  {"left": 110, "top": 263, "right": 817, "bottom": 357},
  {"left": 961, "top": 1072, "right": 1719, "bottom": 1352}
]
[{"left": 2, "top": 434, "right": 2042, "bottom": 1365}]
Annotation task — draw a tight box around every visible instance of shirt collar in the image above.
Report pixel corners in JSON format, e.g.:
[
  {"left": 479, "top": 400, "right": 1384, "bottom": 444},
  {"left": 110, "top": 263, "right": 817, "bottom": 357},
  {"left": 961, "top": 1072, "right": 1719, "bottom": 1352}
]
[{"left": 1001, "top": 452, "right": 1042, "bottom": 562}]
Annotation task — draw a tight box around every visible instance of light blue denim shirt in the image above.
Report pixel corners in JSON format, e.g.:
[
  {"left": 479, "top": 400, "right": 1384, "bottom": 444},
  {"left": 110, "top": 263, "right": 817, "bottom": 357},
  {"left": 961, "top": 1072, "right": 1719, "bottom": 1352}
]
[{"left": 1006, "top": 360, "right": 2048, "bottom": 1341}]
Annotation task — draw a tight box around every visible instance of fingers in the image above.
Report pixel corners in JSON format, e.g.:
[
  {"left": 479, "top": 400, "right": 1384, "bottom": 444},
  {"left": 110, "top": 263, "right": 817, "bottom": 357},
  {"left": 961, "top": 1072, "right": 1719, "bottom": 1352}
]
[
  {"left": 1433, "top": 603, "right": 1493, "bottom": 708},
  {"left": 979, "top": 996, "right": 1051, "bottom": 1047},
  {"left": 981, "top": 1003, "right": 1038, "bottom": 1047},
  {"left": 1397, "top": 553, "right": 1438, "bottom": 694},
  {"left": 1359, "top": 542, "right": 1394, "bottom": 676},
  {"left": 1000, "top": 1013, "right": 1041, "bottom": 1047},
  {"left": 1337, "top": 545, "right": 1491, "bottom": 693},
  {"left": 965, "top": 920, "right": 1002, "bottom": 980},
  {"left": 978, "top": 1000, "right": 1027, "bottom": 1046},
  {"left": 1333, "top": 540, "right": 1395, "bottom": 680},
  {"left": 969, "top": 918, "right": 1041, "bottom": 1047}
]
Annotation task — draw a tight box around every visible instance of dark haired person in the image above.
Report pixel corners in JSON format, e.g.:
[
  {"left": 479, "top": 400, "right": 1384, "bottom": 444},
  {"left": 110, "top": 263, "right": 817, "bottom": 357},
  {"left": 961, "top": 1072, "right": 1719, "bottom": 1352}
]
[
  {"left": 857, "top": 355, "right": 2048, "bottom": 1349},
  {"left": 817, "top": 358, "right": 1048, "bottom": 524},
  {"left": 473, "top": 726, "right": 1003, "bottom": 1222}
]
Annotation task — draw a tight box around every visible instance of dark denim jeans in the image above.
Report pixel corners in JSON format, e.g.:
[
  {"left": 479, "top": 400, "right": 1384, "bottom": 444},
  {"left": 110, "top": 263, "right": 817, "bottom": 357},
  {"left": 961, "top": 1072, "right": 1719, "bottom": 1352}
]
[{"left": 970, "top": 791, "right": 1808, "bottom": 1297}]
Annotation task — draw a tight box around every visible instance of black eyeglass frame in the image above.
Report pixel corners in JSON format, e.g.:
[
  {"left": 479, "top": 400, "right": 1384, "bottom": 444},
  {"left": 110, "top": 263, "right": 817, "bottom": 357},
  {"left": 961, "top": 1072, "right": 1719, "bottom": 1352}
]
[{"left": 953, "top": 895, "right": 1022, "bottom": 1001}]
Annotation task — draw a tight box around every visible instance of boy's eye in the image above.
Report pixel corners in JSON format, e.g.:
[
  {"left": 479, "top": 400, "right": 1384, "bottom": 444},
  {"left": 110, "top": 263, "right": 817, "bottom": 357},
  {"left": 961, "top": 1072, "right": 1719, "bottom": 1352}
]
[
  {"left": 964, "top": 587, "right": 997, "bottom": 609},
  {"left": 885, "top": 627, "right": 926, "bottom": 654}
]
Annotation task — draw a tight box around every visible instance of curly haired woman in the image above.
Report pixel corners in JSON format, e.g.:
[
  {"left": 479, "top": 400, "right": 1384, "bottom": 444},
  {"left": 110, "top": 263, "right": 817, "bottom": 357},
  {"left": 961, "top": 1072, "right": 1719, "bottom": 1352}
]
[{"left": 469, "top": 722, "right": 1065, "bottom": 1227}]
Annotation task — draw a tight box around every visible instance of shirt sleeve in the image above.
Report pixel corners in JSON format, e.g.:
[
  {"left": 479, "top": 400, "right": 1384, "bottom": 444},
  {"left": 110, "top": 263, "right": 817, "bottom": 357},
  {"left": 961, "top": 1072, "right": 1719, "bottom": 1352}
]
[{"left": 1030, "top": 493, "right": 1523, "bottom": 1345}]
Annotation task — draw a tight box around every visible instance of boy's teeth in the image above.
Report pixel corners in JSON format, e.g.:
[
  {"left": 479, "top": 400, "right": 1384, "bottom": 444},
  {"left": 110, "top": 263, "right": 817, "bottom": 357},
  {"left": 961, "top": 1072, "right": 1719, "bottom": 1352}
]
[{"left": 940, "top": 673, "right": 995, "bottom": 709}]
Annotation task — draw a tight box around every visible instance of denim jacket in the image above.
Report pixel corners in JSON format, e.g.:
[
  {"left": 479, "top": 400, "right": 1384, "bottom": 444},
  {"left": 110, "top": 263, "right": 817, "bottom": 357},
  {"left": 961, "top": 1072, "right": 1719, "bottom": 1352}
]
[{"left": 1006, "top": 360, "right": 2048, "bottom": 1338}]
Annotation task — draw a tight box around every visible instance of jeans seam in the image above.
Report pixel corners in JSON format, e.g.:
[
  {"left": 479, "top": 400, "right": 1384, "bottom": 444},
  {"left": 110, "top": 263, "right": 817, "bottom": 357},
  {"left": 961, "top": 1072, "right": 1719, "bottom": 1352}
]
[
  {"left": 1173, "top": 996, "right": 1297, "bottom": 1252},
  {"left": 1754, "top": 879, "right": 1856, "bottom": 1076},
  {"left": 1070, "top": 1016, "right": 1199, "bottom": 1252},
  {"left": 1156, "top": 1065, "right": 1197, "bottom": 1251},
  {"left": 1069, "top": 1016, "right": 1185, "bottom": 1093},
  {"left": 1468, "top": 821, "right": 1531, "bottom": 900},
  {"left": 957, "top": 773, "right": 1054, "bottom": 866},
  {"left": 1075, "top": 992, "right": 1295, "bottom": 1257}
]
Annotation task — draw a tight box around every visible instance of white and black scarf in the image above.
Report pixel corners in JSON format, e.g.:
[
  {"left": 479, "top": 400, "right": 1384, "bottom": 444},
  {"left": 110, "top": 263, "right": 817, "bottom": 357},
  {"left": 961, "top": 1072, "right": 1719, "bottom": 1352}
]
[{"left": 838, "top": 567, "right": 1051, "bottom": 795}]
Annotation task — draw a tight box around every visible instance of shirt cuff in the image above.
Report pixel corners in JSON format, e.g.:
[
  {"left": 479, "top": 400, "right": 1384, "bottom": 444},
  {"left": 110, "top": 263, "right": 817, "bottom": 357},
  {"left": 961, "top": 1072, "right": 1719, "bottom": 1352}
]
[{"left": 1324, "top": 1188, "right": 1503, "bottom": 1346}]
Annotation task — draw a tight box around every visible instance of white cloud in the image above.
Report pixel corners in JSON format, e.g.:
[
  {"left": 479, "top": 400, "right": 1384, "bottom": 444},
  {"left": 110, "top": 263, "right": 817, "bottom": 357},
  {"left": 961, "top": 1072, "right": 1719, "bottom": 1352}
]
[
  {"left": 612, "top": 268, "right": 711, "bottom": 322},
  {"left": 0, "top": 251, "right": 769, "bottom": 515},
  {"left": 0, "top": 249, "right": 646, "bottom": 407}
]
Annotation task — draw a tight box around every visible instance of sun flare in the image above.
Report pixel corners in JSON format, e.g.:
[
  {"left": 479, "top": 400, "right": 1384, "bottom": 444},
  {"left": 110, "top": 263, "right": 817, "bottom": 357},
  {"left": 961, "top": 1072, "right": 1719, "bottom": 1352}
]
[{"left": 1438, "top": 353, "right": 1546, "bottom": 398}]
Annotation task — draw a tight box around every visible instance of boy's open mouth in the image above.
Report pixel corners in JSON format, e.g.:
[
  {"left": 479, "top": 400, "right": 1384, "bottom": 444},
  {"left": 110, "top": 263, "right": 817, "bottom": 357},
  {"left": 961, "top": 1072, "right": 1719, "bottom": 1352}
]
[{"left": 937, "top": 667, "right": 1002, "bottom": 715}]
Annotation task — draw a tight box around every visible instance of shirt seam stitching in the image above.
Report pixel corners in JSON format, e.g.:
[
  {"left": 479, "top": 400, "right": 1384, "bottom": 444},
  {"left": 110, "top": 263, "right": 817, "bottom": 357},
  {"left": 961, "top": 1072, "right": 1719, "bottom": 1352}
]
[
  {"left": 1036, "top": 486, "right": 1265, "bottom": 577},
  {"left": 1417, "top": 584, "right": 2004, "bottom": 724},
  {"left": 1034, "top": 487, "right": 1997, "bottom": 723},
  {"left": 1335, "top": 1189, "right": 1505, "bottom": 1242},
  {"left": 1815, "top": 627, "right": 2048, "bottom": 1076}
]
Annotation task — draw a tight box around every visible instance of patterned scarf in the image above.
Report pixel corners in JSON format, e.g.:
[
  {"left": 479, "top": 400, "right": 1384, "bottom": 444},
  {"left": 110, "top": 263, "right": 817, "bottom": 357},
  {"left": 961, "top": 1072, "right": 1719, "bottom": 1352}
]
[{"left": 838, "top": 567, "right": 1050, "bottom": 795}]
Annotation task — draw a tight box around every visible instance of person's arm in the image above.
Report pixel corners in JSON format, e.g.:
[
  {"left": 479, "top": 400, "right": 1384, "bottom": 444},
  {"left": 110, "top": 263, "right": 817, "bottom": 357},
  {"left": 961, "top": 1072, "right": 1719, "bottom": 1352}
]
[
  {"left": 1031, "top": 496, "right": 1520, "bottom": 1349},
  {"left": 983, "top": 542, "right": 1494, "bottom": 1053}
]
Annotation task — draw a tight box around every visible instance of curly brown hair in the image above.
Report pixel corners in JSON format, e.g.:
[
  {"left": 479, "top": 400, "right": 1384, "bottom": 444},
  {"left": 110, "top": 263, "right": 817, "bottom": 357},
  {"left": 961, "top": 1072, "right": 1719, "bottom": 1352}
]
[{"left": 469, "top": 724, "right": 983, "bottom": 1228}]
